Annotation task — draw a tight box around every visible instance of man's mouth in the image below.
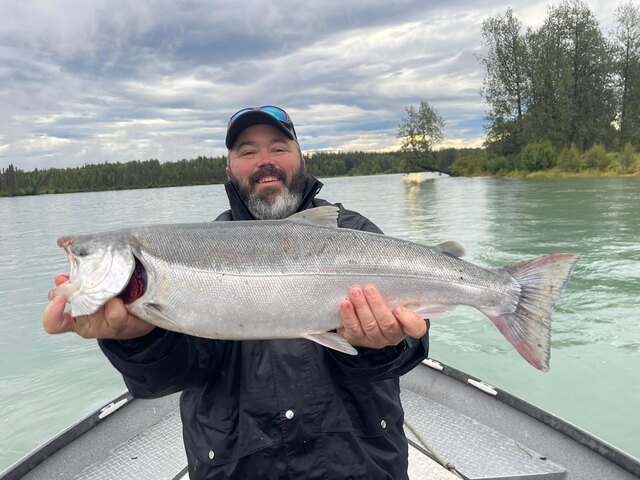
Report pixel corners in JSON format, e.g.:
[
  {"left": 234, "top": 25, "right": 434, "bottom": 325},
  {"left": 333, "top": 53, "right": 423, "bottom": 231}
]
[{"left": 256, "top": 175, "right": 282, "bottom": 184}]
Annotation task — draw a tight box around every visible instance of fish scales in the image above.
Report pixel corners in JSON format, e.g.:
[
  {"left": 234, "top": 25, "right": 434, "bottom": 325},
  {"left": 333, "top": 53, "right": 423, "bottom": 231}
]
[{"left": 123, "top": 220, "right": 517, "bottom": 338}]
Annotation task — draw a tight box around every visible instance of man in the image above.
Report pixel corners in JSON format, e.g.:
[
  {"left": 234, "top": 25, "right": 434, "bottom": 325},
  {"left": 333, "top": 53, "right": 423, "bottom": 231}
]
[{"left": 43, "top": 106, "right": 429, "bottom": 479}]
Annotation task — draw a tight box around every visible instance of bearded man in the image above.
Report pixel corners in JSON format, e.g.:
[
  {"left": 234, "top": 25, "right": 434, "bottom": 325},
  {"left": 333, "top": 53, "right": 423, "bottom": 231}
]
[{"left": 43, "top": 106, "right": 430, "bottom": 480}]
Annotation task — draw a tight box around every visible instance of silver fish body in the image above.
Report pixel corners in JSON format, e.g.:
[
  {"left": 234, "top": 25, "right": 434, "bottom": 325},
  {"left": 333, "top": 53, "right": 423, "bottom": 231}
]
[{"left": 50, "top": 206, "right": 578, "bottom": 370}]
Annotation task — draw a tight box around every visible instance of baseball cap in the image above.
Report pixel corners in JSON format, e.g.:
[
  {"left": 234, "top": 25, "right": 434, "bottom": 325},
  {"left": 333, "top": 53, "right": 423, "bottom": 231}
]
[{"left": 225, "top": 106, "right": 298, "bottom": 149}]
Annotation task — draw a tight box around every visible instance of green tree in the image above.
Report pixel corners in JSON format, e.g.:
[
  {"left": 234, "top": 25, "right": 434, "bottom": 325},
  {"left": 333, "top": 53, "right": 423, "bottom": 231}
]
[
  {"left": 397, "top": 101, "right": 445, "bottom": 173},
  {"left": 478, "top": 8, "right": 530, "bottom": 155},
  {"left": 614, "top": 1, "right": 640, "bottom": 147},
  {"left": 557, "top": 144, "right": 582, "bottom": 171},
  {"left": 4, "top": 164, "right": 18, "bottom": 195},
  {"left": 618, "top": 142, "right": 637, "bottom": 172},
  {"left": 582, "top": 143, "right": 609, "bottom": 170},
  {"left": 519, "top": 141, "right": 557, "bottom": 171},
  {"left": 528, "top": 0, "right": 616, "bottom": 149}
]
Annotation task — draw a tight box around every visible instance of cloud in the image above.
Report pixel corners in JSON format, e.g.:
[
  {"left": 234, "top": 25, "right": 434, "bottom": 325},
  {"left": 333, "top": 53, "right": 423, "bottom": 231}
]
[{"left": 0, "top": 0, "right": 623, "bottom": 171}]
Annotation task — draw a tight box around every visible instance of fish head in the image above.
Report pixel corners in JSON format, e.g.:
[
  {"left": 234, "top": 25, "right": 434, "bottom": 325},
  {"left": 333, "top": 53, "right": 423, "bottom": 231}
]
[{"left": 49, "top": 233, "right": 135, "bottom": 317}]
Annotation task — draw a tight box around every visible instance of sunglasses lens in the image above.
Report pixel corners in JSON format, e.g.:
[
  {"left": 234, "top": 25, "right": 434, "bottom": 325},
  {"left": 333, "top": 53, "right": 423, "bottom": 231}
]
[
  {"left": 260, "top": 106, "right": 289, "bottom": 123},
  {"left": 228, "top": 108, "right": 253, "bottom": 126}
]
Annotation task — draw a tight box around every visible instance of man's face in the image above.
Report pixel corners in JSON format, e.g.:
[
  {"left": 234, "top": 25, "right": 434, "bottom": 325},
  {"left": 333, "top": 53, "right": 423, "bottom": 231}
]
[{"left": 226, "top": 124, "right": 308, "bottom": 219}]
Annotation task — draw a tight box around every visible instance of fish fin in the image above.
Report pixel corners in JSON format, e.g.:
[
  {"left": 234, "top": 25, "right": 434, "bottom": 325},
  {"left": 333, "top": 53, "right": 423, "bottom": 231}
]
[
  {"left": 288, "top": 206, "right": 339, "bottom": 228},
  {"left": 141, "top": 301, "right": 183, "bottom": 330},
  {"left": 304, "top": 332, "right": 358, "bottom": 355},
  {"left": 435, "top": 241, "right": 465, "bottom": 258},
  {"left": 484, "top": 253, "right": 579, "bottom": 372}
]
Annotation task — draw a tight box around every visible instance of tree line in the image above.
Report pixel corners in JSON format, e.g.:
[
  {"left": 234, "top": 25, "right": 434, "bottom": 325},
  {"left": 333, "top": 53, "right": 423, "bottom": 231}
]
[
  {"left": 0, "top": 150, "right": 472, "bottom": 197},
  {"left": 478, "top": 0, "right": 640, "bottom": 157},
  {"left": 0, "top": 157, "right": 227, "bottom": 197}
]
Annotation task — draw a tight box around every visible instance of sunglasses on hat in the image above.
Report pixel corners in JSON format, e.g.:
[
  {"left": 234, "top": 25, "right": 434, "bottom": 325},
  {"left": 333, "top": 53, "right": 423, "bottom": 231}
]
[{"left": 226, "top": 106, "right": 298, "bottom": 149}]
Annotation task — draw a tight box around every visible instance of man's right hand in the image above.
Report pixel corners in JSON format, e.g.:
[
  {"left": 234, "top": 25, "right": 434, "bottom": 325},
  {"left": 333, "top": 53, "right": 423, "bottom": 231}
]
[{"left": 43, "top": 273, "right": 155, "bottom": 340}]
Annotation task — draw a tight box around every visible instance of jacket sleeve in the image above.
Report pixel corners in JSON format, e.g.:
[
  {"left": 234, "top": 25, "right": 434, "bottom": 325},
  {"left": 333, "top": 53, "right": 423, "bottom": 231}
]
[
  {"left": 98, "top": 329, "right": 226, "bottom": 399},
  {"left": 327, "top": 321, "right": 429, "bottom": 381},
  {"left": 328, "top": 204, "right": 430, "bottom": 380}
]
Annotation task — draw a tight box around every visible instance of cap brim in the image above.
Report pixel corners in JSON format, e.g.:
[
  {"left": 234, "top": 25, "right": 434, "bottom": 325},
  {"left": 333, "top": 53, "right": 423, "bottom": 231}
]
[{"left": 225, "top": 111, "right": 296, "bottom": 149}]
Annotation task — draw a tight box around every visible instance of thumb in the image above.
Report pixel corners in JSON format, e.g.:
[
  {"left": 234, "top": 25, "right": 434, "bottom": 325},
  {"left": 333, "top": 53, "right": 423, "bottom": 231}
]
[
  {"left": 54, "top": 273, "right": 70, "bottom": 286},
  {"left": 43, "top": 296, "right": 74, "bottom": 334},
  {"left": 393, "top": 306, "right": 429, "bottom": 338}
]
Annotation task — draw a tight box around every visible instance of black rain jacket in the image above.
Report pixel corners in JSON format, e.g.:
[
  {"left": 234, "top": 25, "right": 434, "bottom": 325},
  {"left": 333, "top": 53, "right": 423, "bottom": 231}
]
[{"left": 99, "top": 176, "right": 429, "bottom": 479}]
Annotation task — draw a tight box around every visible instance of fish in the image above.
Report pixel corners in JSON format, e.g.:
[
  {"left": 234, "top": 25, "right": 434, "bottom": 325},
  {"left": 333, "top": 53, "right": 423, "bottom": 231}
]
[{"left": 48, "top": 206, "right": 578, "bottom": 371}]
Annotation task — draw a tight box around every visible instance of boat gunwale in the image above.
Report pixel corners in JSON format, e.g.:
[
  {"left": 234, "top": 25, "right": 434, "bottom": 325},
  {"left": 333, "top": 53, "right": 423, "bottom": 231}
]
[{"left": 418, "top": 360, "right": 640, "bottom": 477}]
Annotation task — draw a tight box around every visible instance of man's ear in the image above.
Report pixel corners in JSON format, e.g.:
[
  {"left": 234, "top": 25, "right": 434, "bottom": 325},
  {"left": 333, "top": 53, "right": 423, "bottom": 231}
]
[{"left": 225, "top": 166, "right": 231, "bottom": 180}]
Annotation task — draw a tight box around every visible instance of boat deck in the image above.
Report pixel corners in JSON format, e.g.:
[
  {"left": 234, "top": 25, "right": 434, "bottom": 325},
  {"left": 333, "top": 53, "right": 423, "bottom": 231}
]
[{"left": 3, "top": 360, "right": 639, "bottom": 480}]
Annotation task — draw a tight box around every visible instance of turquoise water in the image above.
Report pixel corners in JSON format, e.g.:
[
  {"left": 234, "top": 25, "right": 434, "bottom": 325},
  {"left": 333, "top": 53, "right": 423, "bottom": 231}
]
[{"left": 0, "top": 175, "right": 638, "bottom": 471}]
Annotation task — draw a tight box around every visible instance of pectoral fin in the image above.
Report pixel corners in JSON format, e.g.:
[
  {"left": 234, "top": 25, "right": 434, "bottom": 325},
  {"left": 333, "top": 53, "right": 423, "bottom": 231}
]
[
  {"left": 304, "top": 332, "right": 358, "bottom": 355},
  {"left": 141, "top": 301, "right": 185, "bottom": 331}
]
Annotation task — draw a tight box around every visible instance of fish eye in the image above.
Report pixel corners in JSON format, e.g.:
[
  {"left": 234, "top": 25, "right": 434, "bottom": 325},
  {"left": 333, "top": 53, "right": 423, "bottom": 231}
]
[{"left": 75, "top": 248, "right": 88, "bottom": 257}]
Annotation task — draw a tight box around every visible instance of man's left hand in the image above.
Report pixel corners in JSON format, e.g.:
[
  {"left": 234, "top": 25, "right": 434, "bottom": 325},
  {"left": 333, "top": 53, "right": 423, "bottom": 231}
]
[{"left": 338, "top": 285, "right": 428, "bottom": 349}]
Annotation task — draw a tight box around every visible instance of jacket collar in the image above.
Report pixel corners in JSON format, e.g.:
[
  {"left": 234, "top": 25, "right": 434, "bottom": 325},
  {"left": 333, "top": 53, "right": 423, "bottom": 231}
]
[{"left": 223, "top": 175, "right": 324, "bottom": 221}]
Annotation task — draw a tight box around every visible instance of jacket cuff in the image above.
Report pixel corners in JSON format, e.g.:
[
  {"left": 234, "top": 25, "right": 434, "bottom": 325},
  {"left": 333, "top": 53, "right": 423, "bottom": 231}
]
[
  {"left": 328, "top": 325, "right": 429, "bottom": 381},
  {"left": 98, "top": 328, "right": 183, "bottom": 365}
]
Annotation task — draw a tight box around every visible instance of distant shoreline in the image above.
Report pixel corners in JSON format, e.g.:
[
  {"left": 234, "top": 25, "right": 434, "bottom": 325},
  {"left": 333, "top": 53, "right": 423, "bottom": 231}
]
[{"left": 1, "top": 146, "right": 638, "bottom": 197}]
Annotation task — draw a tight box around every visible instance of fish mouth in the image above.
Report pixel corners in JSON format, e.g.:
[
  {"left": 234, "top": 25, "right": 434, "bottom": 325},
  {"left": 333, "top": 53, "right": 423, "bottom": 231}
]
[{"left": 117, "top": 257, "right": 147, "bottom": 304}]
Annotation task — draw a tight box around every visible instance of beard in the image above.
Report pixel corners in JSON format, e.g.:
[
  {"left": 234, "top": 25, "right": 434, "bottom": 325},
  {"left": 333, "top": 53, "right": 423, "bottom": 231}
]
[{"left": 230, "top": 164, "right": 309, "bottom": 220}]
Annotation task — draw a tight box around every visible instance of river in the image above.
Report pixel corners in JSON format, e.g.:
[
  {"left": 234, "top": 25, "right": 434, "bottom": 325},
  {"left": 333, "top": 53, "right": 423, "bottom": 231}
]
[{"left": 0, "top": 174, "right": 638, "bottom": 471}]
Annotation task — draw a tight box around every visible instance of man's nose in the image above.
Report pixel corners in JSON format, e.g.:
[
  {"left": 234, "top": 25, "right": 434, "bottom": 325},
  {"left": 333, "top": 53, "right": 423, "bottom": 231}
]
[{"left": 256, "top": 150, "right": 275, "bottom": 166}]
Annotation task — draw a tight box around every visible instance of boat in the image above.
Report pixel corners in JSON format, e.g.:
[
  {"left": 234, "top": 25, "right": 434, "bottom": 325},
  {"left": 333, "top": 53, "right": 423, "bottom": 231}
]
[
  {"left": 1, "top": 359, "right": 638, "bottom": 479},
  {"left": 403, "top": 171, "right": 445, "bottom": 183}
]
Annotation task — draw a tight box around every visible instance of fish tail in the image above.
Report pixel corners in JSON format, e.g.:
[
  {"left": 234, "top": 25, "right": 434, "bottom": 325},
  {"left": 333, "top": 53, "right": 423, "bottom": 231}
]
[{"left": 484, "top": 253, "right": 579, "bottom": 371}]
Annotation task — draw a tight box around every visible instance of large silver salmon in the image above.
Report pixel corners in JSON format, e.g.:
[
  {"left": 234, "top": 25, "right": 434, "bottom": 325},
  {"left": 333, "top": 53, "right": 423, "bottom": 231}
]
[{"left": 49, "top": 206, "right": 578, "bottom": 371}]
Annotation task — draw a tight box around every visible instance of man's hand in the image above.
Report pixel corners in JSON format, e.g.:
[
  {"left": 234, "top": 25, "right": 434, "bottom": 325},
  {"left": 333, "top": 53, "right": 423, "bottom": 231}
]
[
  {"left": 338, "top": 284, "right": 428, "bottom": 349},
  {"left": 43, "top": 273, "right": 155, "bottom": 340}
]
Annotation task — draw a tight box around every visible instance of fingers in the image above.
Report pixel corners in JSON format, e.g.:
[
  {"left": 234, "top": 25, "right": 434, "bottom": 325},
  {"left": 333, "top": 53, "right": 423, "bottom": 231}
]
[
  {"left": 338, "top": 285, "right": 408, "bottom": 349},
  {"left": 65, "top": 298, "right": 154, "bottom": 340},
  {"left": 44, "top": 273, "right": 155, "bottom": 340}
]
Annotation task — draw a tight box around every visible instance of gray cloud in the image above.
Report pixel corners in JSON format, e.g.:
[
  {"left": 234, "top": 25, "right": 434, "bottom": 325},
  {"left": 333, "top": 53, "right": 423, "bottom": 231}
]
[{"left": 0, "top": 0, "right": 621, "bottom": 171}]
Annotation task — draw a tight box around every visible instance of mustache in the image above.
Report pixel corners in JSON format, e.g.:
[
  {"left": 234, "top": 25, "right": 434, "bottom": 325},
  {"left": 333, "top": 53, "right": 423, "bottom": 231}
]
[{"left": 250, "top": 166, "right": 286, "bottom": 184}]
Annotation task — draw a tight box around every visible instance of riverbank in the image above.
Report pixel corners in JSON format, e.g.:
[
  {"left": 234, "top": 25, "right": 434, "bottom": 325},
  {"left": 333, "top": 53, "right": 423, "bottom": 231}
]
[
  {"left": 451, "top": 142, "right": 640, "bottom": 178},
  {"left": 507, "top": 169, "right": 640, "bottom": 178}
]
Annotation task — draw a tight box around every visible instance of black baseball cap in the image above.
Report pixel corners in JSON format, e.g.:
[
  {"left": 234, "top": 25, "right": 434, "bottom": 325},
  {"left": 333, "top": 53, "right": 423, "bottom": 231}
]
[{"left": 225, "top": 106, "right": 298, "bottom": 149}]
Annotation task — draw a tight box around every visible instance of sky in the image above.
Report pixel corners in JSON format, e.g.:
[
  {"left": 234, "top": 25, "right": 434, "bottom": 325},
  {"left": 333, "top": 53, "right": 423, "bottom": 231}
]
[{"left": 0, "top": 0, "right": 621, "bottom": 171}]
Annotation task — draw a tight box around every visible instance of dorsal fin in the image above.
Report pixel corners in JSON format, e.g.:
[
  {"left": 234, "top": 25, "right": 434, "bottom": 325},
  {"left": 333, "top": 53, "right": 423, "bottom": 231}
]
[
  {"left": 288, "top": 206, "right": 339, "bottom": 228},
  {"left": 435, "top": 241, "right": 465, "bottom": 258}
]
